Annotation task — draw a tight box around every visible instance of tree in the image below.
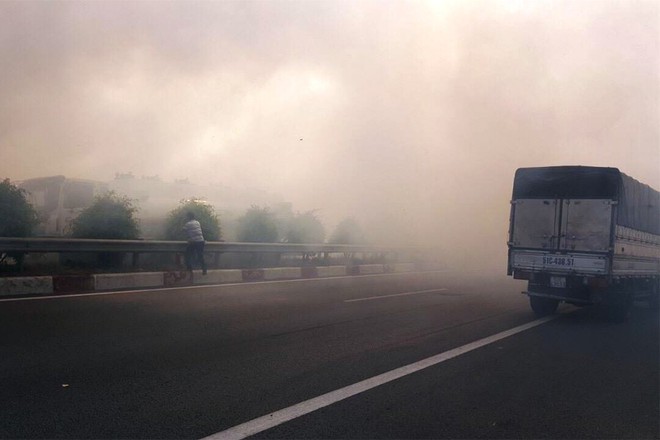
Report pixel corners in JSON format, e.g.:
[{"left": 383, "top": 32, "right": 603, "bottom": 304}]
[
  {"left": 237, "top": 206, "right": 278, "bottom": 242},
  {"left": 0, "top": 179, "right": 39, "bottom": 270},
  {"left": 164, "top": 198, "right": 221, "bottom": 241},
  {"left": 71, "top": 191, "right": 140, "bottom": 239},
  {"left": 0, "top": 179, "right": 39, "bottom": 237},
  {"left": 284, "top": 210, "right": 325, "bottom": 243},
  {"left": 329, "top": 217, "right": 366, "bottom": 244}
]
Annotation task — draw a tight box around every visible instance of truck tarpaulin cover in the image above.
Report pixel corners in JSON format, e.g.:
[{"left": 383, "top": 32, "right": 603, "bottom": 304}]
[{"left": 513, "top": 166, "right": 660, "bottom": 235}]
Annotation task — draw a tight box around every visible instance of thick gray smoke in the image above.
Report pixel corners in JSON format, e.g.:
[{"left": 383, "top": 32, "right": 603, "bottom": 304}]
[{"left": 1, "top": 0, "right": 658, "bottom": 269}]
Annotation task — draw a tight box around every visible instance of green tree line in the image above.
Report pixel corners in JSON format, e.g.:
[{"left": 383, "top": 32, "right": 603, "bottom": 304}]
[{"left": 0, "top": 179, "right": 366, "bottom": 245}]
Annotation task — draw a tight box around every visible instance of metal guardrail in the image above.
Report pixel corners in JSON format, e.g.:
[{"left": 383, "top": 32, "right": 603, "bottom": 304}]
[
  {"left": 0, "top": 237, "right": 415, "bottom": 255},
  {"left": 0, "top": 237, "right": 428, "bottom": 274},
  {"left": 0, "top": 238, "right": 426, "bottom": 273}
]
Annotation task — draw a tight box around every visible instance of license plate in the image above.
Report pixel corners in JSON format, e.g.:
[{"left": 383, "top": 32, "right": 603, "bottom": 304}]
[
  {"left": 550, "top": 276, "right": 566, "bottom": 288},
  {"left": 543, "top": 256, "right": 576, "bottom": 267}
]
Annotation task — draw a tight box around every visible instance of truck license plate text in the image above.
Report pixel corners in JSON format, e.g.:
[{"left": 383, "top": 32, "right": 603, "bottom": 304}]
[{"left": 543, "top": 256, "right": 575, "bottom": 267}]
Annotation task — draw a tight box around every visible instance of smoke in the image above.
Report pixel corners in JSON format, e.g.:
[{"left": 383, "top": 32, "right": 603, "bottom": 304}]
[{"left": 1, "top": 0, "right": 658, "bottom": 268}]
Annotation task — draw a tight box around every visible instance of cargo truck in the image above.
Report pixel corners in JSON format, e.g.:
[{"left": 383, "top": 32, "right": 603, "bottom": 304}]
[{"left": 507, "top": 166, "right": 660, "bottom": 321}]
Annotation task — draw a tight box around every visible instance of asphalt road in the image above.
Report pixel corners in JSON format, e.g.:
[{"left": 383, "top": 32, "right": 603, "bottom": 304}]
[{"left": 0, "top": 271, "right": 658, "bottom": 439}]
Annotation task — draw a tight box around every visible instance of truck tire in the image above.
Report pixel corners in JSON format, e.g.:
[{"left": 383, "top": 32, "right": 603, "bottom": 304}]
[{"left": 529, "top": 296, "right": 559, "bottom": 317}]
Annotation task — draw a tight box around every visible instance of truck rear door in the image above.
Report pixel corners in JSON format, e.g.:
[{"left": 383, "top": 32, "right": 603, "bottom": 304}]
[
  {"left": 559, "top": 199, "right": 613, "bottom": 252},
  {"left": 511, "top": 199, "right": 560, "bottom": 250},
  {"left": 510, "top": 198, "right": 612, "bottom": 275}
]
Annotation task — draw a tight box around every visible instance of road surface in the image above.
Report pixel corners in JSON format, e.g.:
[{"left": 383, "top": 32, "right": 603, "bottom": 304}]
[{"left": 1, "top": 271, "right": 657, "bottom": 439}]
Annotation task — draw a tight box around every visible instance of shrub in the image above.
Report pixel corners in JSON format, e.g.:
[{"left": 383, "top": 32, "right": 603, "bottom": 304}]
[
  {"left": 71, "top": 192, "right": 140, "bottom": 239},
  {"left": 0, "top": 179, "right": 39, "bottom": 237},
  {"left": 284, "top": 210, "right": 325, "bottom": 244},
  {"left": 237, "top": 206, "right": 278, "bottom": 242},
  {"left": 0, "top": 179, "right": 39, "bottom": 270},
  {"left": 164, "top": 198, "right": 221, "bottom": 241},
  {"left": 329, "top": 217, "right": 366, "bottom": 244}
]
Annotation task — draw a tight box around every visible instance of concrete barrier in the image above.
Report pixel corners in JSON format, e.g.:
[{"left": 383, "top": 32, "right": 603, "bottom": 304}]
[
  {"left": 357, "top": 264, "right": 385, "bottom": 275},
  {"left": 193, "top": 269, "right": 243, "bottom": 285},
  {"left": 0, "top": 276, "right": 53, "bottom": 296},
  {"left": 316, "top": 266, "right": 347, "bottom": 277},
  {"left": 0, "top": 262, "right": 421, "bottom": 298},
  {"left": 242, "top": 269, "right": 265, "bottom": 282},
  {"left": 263, "top": 267, "right": 302, "bottom": 281},
  {"left": 164, "top": 271, "right": 192, "bottom": 287},
  {"left": 95, "top": 272, "right": 164, "bottom": 291},
  {"left": 53, "top": 275, "right": 95, "bottom": 293},
  {"left": 301, "top": 266, "right": 318, "bottom": 278},
  {"left": 389, "top": 263, "right": 416, "bottom": 273}
]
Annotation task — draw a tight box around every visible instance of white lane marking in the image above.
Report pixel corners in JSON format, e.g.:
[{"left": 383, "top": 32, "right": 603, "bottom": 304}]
[
  {"left": 201, "top": 314, "right": 559, "bottom": 440},
  {"left": 0, "top": 271, "right": 449, "bottom": 303},
  {"left": 344, "top": 288, "right": 449, "bottom": 303}
]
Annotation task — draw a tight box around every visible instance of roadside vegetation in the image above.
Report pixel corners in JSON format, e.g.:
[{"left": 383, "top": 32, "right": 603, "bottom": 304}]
[
  {"left": 0, "top": 179, "right": 39, "bottom": 272},
  {"left": 163, "top": 198, "right": 222, "bottom": 241},
  {"left": 71, "top": 192, "right": 140, "bottom": 239},
  {"left": 0, "top": 179, "right": 39, "bottom": 238},
  {"left": 329, "top": 217, "right": 366, "bottom": 244},
  {"left": 69, "top": 192, "right": 140, "bottom": 267},
  {"left": 236, "top": 205, "right": 279, "bottom": 242},
  {"left": 1, "top": 179, "right": 373, "bottom": 273},
  {"left": 283, "top": 210, "right": 325, "bottom": 244}
]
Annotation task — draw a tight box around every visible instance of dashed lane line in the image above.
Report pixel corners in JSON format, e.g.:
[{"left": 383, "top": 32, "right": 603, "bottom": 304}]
[{"left": 344, "top": 288, "right": 450, "bottom": 302}]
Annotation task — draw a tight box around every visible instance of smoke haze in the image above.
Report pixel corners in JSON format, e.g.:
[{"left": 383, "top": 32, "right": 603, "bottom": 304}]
[{"left": 1, "top": 0, "right": 658, "bottom": 267}]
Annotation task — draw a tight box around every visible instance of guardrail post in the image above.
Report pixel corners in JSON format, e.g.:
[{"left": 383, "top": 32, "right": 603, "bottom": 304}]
[{"left": 132, "top": 252, "right": 140, "bottom": 268}]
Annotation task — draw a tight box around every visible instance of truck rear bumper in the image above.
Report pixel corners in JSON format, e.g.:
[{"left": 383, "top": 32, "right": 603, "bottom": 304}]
[
  {"left": 524, "top": 290, "right": 592, "bottom": 304},
  {"left": 524, "top": 278, "right": 597, "bottom": 304}
]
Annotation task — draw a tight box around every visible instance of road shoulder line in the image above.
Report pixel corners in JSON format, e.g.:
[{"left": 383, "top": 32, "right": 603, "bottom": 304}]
[{"left": 0, "top": 271, "right": 447, "bottom": 302}]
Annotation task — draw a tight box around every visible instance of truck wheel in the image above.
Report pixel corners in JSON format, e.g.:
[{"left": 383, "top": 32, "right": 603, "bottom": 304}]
[{"left": 530, "top": 296, "right": 559, "bottom": 317}]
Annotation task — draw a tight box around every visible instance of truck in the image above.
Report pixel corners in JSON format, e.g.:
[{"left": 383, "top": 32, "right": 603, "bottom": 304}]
[{"left": 507, "top": 166, "right": 660, "bottom": 321}]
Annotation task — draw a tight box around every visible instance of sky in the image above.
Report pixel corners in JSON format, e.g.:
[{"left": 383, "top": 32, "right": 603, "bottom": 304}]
[{"left": 1, "top": 0, "right": 658, "bottom": 264}]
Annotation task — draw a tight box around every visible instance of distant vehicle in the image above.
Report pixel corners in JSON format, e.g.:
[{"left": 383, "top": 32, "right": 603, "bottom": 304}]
[{"left": 507, "top": 166, "right": 660, "bottom": 321}]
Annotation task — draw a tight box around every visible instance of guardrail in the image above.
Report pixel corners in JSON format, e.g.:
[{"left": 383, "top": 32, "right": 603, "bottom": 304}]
[{"left": 0, "top": 237, "right": 425, "bottom": 270}]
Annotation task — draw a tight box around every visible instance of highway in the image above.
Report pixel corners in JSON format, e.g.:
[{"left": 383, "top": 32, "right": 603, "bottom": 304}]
[{"left": 1, "top": 271, "right": 658, "bottom": 439}]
